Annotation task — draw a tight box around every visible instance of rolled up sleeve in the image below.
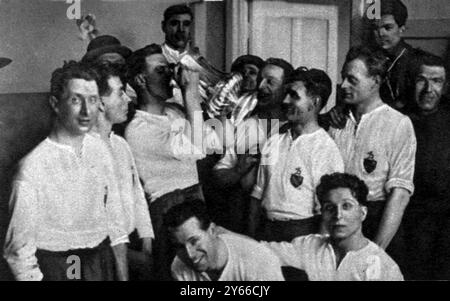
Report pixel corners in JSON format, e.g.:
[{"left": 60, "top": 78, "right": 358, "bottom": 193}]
[{"left": 385, "top": 117, "right": 416, "bottom": 195}]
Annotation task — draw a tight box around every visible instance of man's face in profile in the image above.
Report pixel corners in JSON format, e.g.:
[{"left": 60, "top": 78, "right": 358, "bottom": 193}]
[{"left": 163, "top": 13, "right": 192, "bottom": 51}]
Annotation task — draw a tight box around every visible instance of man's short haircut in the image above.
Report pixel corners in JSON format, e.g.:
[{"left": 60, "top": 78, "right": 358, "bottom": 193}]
[
  {"left": 287, "top": 67, "right": 332, "bottom": 110},
  {"left": 231, "top": 55, "right": 265, "bottom": 73},
  {"left": 344, "top": 46, "right": 390, "bottom": 81},
  {"left": 163, "top": 4, "right": 193, "bottom": 22},
  {"left": 411, "top": 51, "right": 447, "bottom": 81},
  {"left": 163, "top": 200, "right": 211, "bottom": 231},
  {"left": 264, "top": 58, "right": 295, "bottom": 83},
  {"left": 316, "top": 173, "right": 369, "bottom": 207},
  {"left": 93, "top": 62, "right": 126, "bottom": 97},
  {"left": 126, "top": 44, "right": 163, "bottom": 85},
  {"left": 380, "top": 0, "right": 408, "bottom": 27},
  {"left": 50, "top": 60, "right": 98, "bottom": 101}
]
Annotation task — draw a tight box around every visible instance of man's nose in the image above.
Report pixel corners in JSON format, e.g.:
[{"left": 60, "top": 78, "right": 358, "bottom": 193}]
[
  {"left": 283, "top": 95, "right": 291, "bottom": 104},
  {"left": 259, "top": 79, "right": 267, "bottom": 91},
  {"left": 335, "top": 207, "right": 344, "bottom": 220},
  {"left": 378, "top": 27, "right": 387, "bottom": 37},
  {"left": 122, "top": 92, "right": 132, "bottom": 103},
  {"left": 341, "top": 78, "right": 349, "bottom": 89},
  {"left": 80, "top": 99, "right": 89, "bottom": 116},
  {"left": 424, "top": 80, "right": 433, "bottom": 93},
  {"left": 186, "top": 244, "right": 196, "bottom": 260}
]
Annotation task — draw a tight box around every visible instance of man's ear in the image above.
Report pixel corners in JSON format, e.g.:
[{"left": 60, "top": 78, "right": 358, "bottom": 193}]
[
  {"left": 98, "top": 97, "right": 106, "bottom": 112},
  {"left": 372, "top": 74, "right": 382, "bottom": 88},
  {"left": 49, "top": 95, "right": 59, "bottom": 114},
  {"left": 161, "top": 20, "right": 166, "bottom": 34},
  {"left": 314, "top": 97, "right": 322, "bottom": 110},
  {"left": 134, "top": 74, "right": 147, "bottom": 89},
  {"left": 208, "top": 222, "right": 218, "bottom": 236},
  {"left": 360, "top": 205, "right": 368, "bottom": 222},
  {"left": 399, "top": 25, "right": 406, "bottom": 35}
]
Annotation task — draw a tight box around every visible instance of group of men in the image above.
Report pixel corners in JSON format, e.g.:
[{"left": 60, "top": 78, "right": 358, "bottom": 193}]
[{"left": 3, "top": 0, "right": 450, "bottom": 281}]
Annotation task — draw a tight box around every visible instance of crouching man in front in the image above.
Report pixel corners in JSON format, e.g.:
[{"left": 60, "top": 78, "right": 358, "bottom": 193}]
[{"left": 164, "top": 200, "right": 285, "bottom": 281}]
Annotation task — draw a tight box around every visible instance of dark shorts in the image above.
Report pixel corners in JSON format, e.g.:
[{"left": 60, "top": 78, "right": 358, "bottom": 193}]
[
  {"left": 36, "top": 238, "right": 115, "bottom": 281},
  {"left": 258, "top": 214, "right": 320, "bottom": 242}
]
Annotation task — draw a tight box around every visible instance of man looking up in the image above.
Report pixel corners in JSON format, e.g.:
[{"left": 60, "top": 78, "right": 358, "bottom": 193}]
[{"left": 125, "top": 44, "right": 219, "bottom": 279}]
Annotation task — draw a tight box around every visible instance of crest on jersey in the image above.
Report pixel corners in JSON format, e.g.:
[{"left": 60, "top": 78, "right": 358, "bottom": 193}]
[
  {"left": 290, "top": 167, "right": 304, "bottom": 188},
  {"left": 363, "top": 151, "right": 377, "bottom": 174}
]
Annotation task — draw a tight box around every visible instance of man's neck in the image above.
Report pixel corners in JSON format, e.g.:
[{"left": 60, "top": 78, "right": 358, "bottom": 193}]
[
  {"left": 330, "top": 232, "right": 369, "bottom": 266},
  {"left": 164, "top": 42, "right": 187, "bottom": 54},
  {"left": 92, "top": 114, "right": 113, "bottom": 140},
  {"left": 137, "top": 89, "right": 166, "bottom": 116},
  {"left": 256, "top": 104, "right": 286, "bottom": 121},
  {"left": 206, "top": 237, "right": 228, "bottom": 281},
  {"left": 290, "top": 118, "right": 320, "bottom": 140},
  {"left": 49, "top": 124, "right": 85, "bottom": 151},
  {"left": 385, "top": 39, "right": 407, "bottom": 58},
  {"left": 352, "top": 96, "right": 384, "bottom": 123}
]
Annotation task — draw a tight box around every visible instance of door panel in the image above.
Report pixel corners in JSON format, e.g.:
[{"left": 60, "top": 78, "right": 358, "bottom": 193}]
[{"left": 249, "top": 1, "right": 339, "bottom": 112}]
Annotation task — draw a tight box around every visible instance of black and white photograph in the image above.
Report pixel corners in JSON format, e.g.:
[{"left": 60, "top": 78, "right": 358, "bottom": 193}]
[{"left": 0, "top": 0, "right": 449, "bottom": 283}]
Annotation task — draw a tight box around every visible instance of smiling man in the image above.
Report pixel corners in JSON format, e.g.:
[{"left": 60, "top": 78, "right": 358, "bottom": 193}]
[
  {"left": 3, "top": 61, "right": 129, "bottom": 281},
  {"left": 164, "top": 200, "right": 284, "bottom": 281},
  {"left": 262, "top": 173, "right": 403, "bottom": 281},
  {"left": 403, "top": 53, "right": 450, "bottom": 280},
  {"left": 329, "top": 46, "right": 416, "bottom": 273},
  {"left": 250, "top": 67, "right": 344, "bottom": 242}
]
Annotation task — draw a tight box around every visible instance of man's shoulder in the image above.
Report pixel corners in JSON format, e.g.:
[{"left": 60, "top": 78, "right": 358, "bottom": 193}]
[
  {"left": 291, "top": 234, "right": 329, "bottom": 249},
  {"left": 221, "top": 233, "right": 275, "bottom": 258},
  {"left": 165, "top": 102, "right": 186, "bottom": 117},
  {"left": 314, "top": 128, "right": 341, "bottom": 149},
  {"left": 374, "top": 105, "right": 412, "bottom": 128},
  {"left": 18, "top": 138, "right": 52, "bottom": 169}
]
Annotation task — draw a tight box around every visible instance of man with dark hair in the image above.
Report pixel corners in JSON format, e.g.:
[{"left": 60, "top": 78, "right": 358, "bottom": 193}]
[
  {"left": 164, "top": 200, "right": 284, "bottom": 281},
  {"left": 262, "top": 172, "right": 403, "bottom": 281},
  {"left": 403, "top": 53, "right": 450, "bottom": 280},
  {"left": 329, "top": 46, "right": 416, "bottom": 269},
  {"left": 125, "top": 44, "right": 220, "bottom": 280},
  {"left": 91, "top": 62, "right": 154, "bottom": 279},
  {"left": 250, "top": 67, "right": 344, "bottom": 242},
  {"left": 161, "top": 4, "right": 194, "bottom": 64},
  {"left": 369, "top": 0, "right": 423, "bottom": 111},
  {"left": 4, "top": 61, "right": 129, "bottom": 281}
]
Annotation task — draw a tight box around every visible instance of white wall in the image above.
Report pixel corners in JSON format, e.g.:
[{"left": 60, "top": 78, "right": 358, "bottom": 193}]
[{"left": 0, "top": 0, "right": 197, "bottom": 94}]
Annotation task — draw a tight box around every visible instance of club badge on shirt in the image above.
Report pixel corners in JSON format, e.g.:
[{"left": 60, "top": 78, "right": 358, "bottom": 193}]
[
  {"left": 290, "top": 167, "right": 304, "bottom": 188},
  {"left": 363, "top": 152, "right": 377, "bottom": 174}
]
